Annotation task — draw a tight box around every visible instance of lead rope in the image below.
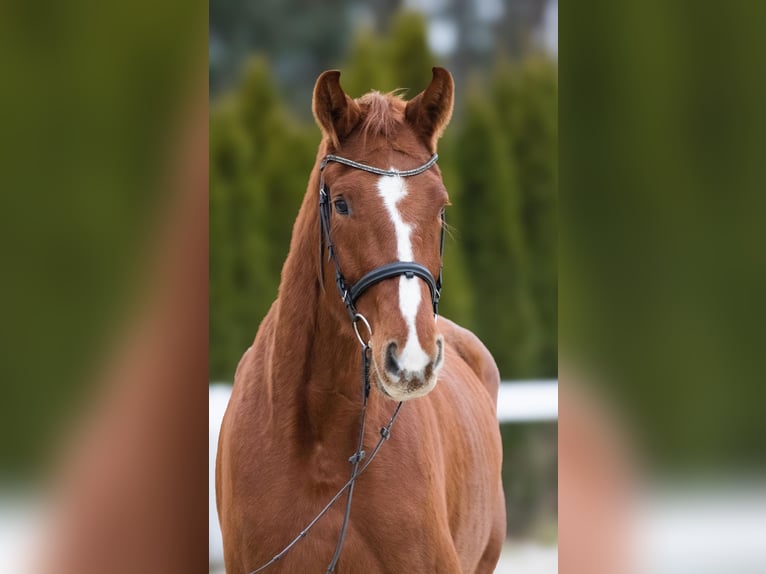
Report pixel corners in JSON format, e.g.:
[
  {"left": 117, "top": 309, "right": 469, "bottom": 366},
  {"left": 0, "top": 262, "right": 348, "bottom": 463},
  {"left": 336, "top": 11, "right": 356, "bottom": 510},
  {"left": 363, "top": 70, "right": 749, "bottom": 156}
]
[
  {"left": 324, "top": 344, "right": 371, "bottom": 573},
  {"left": 247, "top": 343, "right": 403, "bottom": 574}
]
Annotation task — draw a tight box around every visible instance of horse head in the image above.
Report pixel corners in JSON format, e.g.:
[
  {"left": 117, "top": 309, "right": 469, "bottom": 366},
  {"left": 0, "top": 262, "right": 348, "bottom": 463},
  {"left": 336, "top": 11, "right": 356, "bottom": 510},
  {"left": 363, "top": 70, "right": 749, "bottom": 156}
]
[{"left": 312, "top": 67, "right": 454, "bottom": 401}]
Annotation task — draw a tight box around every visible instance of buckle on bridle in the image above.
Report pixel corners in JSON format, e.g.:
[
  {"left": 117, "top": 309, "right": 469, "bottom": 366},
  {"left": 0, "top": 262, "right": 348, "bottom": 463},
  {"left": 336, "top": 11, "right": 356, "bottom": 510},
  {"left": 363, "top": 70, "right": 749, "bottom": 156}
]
[{"left": 348, "top": 450, "right": 366, "bottom": 464}]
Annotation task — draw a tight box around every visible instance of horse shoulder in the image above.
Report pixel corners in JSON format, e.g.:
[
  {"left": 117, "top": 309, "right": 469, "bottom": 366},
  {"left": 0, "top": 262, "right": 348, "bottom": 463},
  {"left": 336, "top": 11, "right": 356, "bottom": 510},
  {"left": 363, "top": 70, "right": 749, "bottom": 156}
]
[{"left": 439, "top": 317, "right": 501, "bottom": 404}]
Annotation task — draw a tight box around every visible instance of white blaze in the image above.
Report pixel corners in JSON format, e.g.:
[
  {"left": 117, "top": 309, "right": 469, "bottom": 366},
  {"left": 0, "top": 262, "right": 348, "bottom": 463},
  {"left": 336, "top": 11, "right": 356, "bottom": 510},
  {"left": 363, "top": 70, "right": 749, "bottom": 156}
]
[{"left": 376, "top": 174, "right": 431, "bottom": 374}]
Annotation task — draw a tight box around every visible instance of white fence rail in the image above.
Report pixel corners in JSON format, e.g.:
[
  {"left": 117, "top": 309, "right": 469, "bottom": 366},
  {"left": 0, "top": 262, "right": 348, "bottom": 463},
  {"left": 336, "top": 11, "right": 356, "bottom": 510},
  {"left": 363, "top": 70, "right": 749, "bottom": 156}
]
[
  {"left": 497, "top": 380, "right": 558, "bottom": 423},
  {"left": 211, "top": 380, "right": 558, "bottom": 425}
]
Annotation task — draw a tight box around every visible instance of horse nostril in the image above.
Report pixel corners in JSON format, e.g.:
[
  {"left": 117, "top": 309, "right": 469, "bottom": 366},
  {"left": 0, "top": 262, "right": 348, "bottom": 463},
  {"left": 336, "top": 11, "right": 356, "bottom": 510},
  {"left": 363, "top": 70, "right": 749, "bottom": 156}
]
[
  {"left": 434, "top": 338, "right": 444, "bottom": 368},
  {"left": 385, "top": 342, "right": 400, "bottom": 376},
  {"left": 423, "top": 338, "right": 444, "bottom": 381}
]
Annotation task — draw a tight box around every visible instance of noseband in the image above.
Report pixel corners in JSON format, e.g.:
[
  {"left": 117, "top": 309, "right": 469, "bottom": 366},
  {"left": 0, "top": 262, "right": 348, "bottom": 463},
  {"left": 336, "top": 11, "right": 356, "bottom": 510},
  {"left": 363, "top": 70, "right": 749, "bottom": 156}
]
[
  {"left": 248, "top": 153, "right": 444, "bottom": 574},
  {"left": 318, "top": 152, "right": 444, "bottom": 320}
]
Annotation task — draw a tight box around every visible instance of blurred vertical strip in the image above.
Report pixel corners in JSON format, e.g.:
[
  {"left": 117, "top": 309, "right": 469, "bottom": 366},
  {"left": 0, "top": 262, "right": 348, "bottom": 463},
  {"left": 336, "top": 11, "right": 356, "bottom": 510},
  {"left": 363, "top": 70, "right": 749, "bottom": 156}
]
[
  {"left": 561, "top": 0, "right": 766, "bottom": 572},
  {"left": 0, "top": 0, "right": 208, "bottom": 571}
]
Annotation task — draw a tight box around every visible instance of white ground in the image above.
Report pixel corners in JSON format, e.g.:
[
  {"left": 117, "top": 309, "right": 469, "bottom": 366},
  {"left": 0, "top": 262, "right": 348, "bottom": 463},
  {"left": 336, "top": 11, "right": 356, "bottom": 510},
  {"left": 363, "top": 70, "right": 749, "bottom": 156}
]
[
  {"left": 209, "top": 542, "right": 558, "bottom": 573},
  {"left": 495, "top": 542, "right": 558, "bottom": 573}
]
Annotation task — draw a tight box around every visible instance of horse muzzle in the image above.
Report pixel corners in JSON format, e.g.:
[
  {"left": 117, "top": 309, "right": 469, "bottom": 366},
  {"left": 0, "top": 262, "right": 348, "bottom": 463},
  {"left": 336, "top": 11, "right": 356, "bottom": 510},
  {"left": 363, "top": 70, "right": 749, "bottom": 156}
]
[{"left": 373, "top": 336, "right": 444, "bottom": 401}]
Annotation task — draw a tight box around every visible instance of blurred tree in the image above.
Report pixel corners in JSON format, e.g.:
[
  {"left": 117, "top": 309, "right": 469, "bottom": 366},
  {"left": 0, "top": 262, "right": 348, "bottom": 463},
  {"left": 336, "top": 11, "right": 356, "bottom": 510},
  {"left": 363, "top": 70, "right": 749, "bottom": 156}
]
[
  {"left": 493, "top": 56, "right": 558, "bottom": 377},
  {"left": 210, "top": 58, "right": 314, "bottom": 379},
  {"left": 435, "top": 132, "right": 476, "bottom": 331},
  {"left": 386, "top": 11, "right": 437, "bottom": 97},
  {"left": 495, "top": 0, "right": 550, "bottom": 57},
  {"left": 342, "top": 28, "right": 392, "bottom": 98},
  {"left": 210, "top": 0, "right": 355, "bottom": 112},
  {"left": 210, "top": 95, "right": 260, "bottom": 381},
  {"left": 454, "top": 88, "right": 540, "bottom": 378},
  {"left": 344, "top": 11, "right": 436, "bottom": 97},
  {"left": 0, "top": 0, "right": 204, "bottom": 478},
  {"left": 368, "top": 0, "right": 404, "bottom": 33}
]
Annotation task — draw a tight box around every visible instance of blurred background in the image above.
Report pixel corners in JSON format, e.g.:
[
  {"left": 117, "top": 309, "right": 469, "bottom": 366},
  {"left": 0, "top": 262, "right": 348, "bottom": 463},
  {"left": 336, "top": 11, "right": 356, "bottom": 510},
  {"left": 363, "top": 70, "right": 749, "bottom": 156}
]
[
  {"left": 2, "top": 0, "right": 766, "bottom": 572},
  {"left": 2, "top": 0, "right": 765, "bottom": 572},
  {"left": 559, "top": 2, "right": 766, "bottom": 572},
  {"left": 0, "top": 0, "right": 208, "bottom": 571},
  {"left": 209, "top": 0, "right": 558, "bottom": 571}
]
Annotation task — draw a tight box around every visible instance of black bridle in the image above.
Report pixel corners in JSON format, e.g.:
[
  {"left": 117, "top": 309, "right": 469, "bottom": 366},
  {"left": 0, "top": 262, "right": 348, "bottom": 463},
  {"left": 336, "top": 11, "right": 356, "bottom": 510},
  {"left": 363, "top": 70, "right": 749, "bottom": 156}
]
[
  {"left": 319, "top": 152, "right": 444, "bottom": 320},
  {"left": 248, "top": 153, "right": 444, "bottom": 574}
]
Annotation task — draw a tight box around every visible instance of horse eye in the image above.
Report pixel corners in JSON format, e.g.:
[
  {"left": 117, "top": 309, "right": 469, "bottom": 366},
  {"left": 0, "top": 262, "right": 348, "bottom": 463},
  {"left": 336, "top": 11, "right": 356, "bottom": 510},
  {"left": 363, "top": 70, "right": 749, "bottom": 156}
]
[{"left": 334, "top": 198, "right": 349, "bottom": 215}]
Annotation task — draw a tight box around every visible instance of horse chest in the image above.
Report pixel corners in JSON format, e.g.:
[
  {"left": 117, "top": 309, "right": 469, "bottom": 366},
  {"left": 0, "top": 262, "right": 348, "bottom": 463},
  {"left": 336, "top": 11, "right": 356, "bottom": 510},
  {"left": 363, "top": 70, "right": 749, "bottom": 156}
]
[{"left": 244, "top": 468, "right": 456, "bottom": 574}]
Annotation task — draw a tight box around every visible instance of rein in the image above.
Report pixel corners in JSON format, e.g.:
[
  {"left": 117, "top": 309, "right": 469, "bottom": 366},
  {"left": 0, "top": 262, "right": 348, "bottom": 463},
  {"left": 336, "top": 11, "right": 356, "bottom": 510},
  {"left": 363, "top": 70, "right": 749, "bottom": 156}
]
[
  {"left": 248, "top": 153, "right": 441, "bottom": 574},
  {"left": 248, "top": 348, "right": 402, "bottom": 573}
]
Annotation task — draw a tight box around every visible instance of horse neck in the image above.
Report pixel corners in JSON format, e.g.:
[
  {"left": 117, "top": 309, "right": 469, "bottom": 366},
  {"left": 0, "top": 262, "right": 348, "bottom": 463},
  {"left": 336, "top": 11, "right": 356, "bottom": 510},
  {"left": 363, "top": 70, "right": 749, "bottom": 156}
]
[{"left": 269, "top": 158, "right": 368, "bottom": 441}]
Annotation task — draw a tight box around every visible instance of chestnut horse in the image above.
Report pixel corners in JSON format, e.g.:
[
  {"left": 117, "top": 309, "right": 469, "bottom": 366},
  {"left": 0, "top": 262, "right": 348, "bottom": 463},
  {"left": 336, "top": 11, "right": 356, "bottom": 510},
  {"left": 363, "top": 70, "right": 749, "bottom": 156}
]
[{"left": 216, "top": 68, "right": 505, "bottom": 573}]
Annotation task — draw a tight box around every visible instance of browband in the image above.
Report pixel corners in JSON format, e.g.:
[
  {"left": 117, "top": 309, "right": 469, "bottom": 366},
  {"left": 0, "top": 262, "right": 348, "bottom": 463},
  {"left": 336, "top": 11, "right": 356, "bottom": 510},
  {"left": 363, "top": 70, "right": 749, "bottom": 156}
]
[{"left": 321, "top": 153, "right": 438, "bottom": 177}]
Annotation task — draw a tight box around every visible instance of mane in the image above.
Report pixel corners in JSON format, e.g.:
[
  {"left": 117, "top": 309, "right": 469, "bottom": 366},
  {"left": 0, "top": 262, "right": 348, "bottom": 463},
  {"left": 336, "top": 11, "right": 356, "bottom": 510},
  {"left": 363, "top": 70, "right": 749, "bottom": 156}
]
[{"left": 356, "top": 90, "right": 406, "bottom": 142}]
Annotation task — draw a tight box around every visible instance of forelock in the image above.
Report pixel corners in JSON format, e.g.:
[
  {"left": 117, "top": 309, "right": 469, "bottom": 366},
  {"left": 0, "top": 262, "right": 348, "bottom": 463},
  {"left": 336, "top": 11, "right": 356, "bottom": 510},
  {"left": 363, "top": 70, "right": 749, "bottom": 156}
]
[{"left": 356, "top": 91, "right": 407, "bottom": 141}]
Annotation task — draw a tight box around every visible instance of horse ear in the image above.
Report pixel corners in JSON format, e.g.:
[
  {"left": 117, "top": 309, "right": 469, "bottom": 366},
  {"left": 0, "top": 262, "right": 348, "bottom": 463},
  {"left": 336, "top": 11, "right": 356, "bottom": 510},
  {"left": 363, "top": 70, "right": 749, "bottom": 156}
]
[
  {"left": 312, "top": 70, "right": 361, "bottom": 149},
  {"left": 405, "top": 67, "right": 454, "bottom": 152}
]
